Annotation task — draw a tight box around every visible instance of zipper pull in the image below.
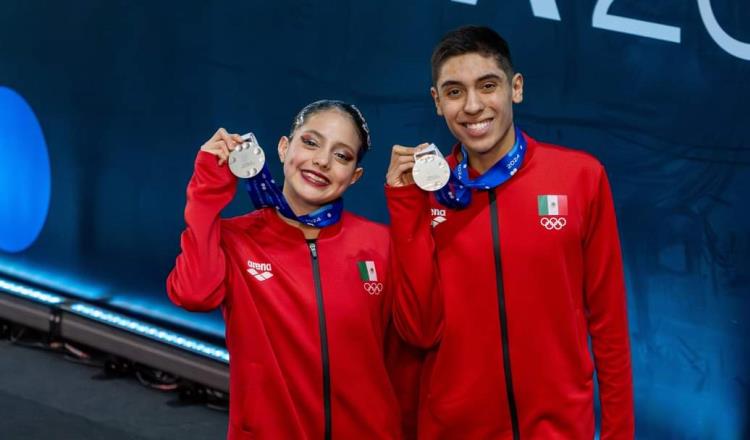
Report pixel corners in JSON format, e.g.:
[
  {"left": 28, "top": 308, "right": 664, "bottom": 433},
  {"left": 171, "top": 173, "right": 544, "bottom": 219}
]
[{"left": 308, "top": 241, "right": 318, "bottom": 259}]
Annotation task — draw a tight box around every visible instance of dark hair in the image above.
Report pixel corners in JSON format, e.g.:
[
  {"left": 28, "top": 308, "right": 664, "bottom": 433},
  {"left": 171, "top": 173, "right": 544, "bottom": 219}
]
[
  {"left": 289, "top": 100, "right": 371, "bottom": 163},
  {"left": 431, "top": 25, "right": 514, "bottom": 86}
]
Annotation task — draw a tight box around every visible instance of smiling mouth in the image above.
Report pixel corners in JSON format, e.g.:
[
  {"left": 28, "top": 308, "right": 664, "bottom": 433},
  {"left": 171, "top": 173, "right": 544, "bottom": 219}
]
[
  {"left": 301, "top": 170, "right": 330, "bottom": 186},
  {"left": 462, "top": 118, "right": 493, "bottom": 136}
]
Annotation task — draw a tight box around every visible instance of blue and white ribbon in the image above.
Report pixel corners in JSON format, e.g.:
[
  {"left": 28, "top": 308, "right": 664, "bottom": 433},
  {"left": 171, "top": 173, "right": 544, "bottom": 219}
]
[
  {"left": 244, "top": 165, "right": 342, "bottom": 227},
  {"left": 435, "top": 126, "right": 527, "bottom": 209}
]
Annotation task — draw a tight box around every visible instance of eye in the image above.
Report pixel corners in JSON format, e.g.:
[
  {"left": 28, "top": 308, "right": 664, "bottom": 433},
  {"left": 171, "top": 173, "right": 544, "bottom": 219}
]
[
  {"left": 445, "top": 88, "right": 463, "bottom": 98},
  {"left": 334, "top": 151, "right": 354, "bottom": 163},
  {"left": 481, "top": 82, "right": 498, "bottom": 92},
  {"left": 301, "top": 136, "right": 318, "bottom": 147}
]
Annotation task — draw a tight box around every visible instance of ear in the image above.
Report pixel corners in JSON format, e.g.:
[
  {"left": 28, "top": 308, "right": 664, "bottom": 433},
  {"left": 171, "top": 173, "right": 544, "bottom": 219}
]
[
  {"left": 350, "top": 167, "right": 364, "bottom": 185},
  {"left": 277, "top": 136, "right": 289, "bottom": 162},
  {"left": 430, "top": 86, "right": 443, "bottom": 116},
  {"left": 511, "top": 73, "right": 524, "bottom": 104}
]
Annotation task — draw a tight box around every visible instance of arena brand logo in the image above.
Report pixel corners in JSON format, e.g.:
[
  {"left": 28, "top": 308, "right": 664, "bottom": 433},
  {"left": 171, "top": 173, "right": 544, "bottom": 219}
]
[
  {"left": 452, "top": 0, "right": 750, "bottom": 61},
  {"left": 247, "top": 259, "right": 273, "bottom": 281},
  {"left": 431, "top": 208, "right": 447, "bottom": 228}
]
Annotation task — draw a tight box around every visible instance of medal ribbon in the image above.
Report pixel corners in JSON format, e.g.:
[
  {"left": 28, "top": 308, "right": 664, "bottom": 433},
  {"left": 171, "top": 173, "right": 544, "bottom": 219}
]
[
  {"left": 244, "top": 165, "right": 343, "bottom": 227},
  {"left": 434, "top": 126, "right": 527, "bottom": 209}
]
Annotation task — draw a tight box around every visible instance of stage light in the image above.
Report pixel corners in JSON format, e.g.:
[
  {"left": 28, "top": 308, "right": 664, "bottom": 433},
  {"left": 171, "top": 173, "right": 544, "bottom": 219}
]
[
  {"left": 0, "top": 277, "right": 63, "bottom": 305},
  {"left": 69, "top": 303, "right": 229, "bottom": 363},
  {"left": 0, "top": 86, "right": 51, "bottom": 253}
]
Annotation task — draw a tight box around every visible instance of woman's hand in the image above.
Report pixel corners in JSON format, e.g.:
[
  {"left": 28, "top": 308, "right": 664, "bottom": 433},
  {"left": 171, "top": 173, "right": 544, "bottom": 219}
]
[
  {"left": 385, "top": 143, "right": 430, "bottom": 187},
  {"left": 200, "top": 128, "right": 244, "bottom": 166}
]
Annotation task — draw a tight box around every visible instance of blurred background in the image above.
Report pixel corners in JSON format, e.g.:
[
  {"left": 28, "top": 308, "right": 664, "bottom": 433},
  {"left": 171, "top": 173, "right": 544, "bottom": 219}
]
[{"left": 1, "top": 1, "right": 748, "bottom": 438}]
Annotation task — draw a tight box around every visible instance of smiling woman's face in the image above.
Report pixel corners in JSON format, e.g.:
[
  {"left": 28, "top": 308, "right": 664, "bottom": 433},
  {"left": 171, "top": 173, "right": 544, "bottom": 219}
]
[{"left": 278, "top": 109, "right": 363, "bottom": 215}]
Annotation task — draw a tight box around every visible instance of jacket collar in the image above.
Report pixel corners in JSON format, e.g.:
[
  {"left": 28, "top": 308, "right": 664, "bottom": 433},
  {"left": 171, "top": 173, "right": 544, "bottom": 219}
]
[{"left": 447, "top": 130, "right": 537, "bottom": 179}]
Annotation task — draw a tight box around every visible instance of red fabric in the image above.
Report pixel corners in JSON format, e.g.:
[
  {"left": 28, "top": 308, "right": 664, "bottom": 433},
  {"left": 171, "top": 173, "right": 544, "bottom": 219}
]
[
  {"left": 168, "top": 151, "right": 416, "bottom": 439},
  {"left": 387, "top": 134, "right": 634, "bottom": 439}
]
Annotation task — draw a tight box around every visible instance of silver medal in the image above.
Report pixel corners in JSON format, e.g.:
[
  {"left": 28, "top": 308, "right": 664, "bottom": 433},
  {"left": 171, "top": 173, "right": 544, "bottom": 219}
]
[
  {"left": 228, "top": 132, "right": 266, "bottom": 178},
  {"left": 412, "top": 144, "right": 450, "bottom": 191}
]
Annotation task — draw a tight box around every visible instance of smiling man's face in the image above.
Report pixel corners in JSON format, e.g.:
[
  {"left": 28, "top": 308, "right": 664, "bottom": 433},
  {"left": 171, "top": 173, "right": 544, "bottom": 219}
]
[{"left": 431, "top": 52, "right": 524, "bottom": 172}]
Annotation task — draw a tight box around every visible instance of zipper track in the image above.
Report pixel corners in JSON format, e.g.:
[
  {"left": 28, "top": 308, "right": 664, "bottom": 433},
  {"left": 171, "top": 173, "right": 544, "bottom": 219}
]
[
  {"left": 308, "top": 240, "right": 332, "bottom": 440},
  {"left": 488, "top": 190, "right": 520, "bottom": 440}
]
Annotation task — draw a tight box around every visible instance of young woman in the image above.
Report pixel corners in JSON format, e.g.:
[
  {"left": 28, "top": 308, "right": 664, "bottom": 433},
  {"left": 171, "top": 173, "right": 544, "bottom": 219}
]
[{"left": 167, "top": 101, "right": 413, "bottom": 439}]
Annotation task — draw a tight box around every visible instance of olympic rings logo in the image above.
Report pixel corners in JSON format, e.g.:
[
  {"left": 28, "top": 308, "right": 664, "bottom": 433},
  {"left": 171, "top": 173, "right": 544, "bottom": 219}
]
[
  {"left": 540, "top": 217, "right": 567, "bottom": 230},
  {"left": 363, "top": 282, "right": 384, "bottom": 295}
]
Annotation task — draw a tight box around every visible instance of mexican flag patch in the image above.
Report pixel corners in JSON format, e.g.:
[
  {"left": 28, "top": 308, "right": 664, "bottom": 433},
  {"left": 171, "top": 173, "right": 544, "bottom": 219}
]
[
  {"left": 538, "top": 194, "right": 568, "bottom": 216},
  {"left": 358, "top": 261, "right": 378, "bottom": 282}
]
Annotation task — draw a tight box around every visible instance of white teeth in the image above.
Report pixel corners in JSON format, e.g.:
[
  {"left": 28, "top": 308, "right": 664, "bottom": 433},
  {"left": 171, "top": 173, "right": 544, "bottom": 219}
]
[{"left": 465, "top": 120, "right": 491, "bottom": 130}]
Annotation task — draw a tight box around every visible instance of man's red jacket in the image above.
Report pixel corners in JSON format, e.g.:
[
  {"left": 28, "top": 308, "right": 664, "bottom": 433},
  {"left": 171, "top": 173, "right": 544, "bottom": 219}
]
[{"left": 386, "top": 133, "right": 634, "bottom": 439}]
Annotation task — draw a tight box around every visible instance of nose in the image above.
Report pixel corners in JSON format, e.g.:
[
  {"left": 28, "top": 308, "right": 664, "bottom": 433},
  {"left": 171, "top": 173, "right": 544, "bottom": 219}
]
[
  {"left": 463, "top": 89, "right": 483, "bottom": 115},
  {"left": 312, "top": 148, "right": 330, "bottom": 169}
]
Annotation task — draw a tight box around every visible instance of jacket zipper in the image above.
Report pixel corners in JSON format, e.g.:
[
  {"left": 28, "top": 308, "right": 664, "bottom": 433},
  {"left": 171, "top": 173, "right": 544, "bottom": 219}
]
[
  {"left": 308, "top": 240, "right": 332, "bottom": 440},
  {"left": 488, "top": 190, "right": 520, "bottom": 440}
]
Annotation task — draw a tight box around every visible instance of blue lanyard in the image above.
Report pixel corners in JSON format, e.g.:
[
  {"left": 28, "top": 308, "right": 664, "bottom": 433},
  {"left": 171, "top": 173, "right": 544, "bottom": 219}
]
[
  {"left": 435, "top": 126, "right": 526, "bottom": 209},
  {"left": 244, "top": 165, "right": 343, "bottom": 227}
]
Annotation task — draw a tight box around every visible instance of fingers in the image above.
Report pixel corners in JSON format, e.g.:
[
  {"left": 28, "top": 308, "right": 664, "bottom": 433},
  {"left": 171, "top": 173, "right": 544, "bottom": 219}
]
[
  {"left": 201, "top": 128, "right": 243, "bottom": 166},
  {"left": 216, "top": 128, "right": 240, "bottom": 152},
  {"left": 387, "top": 143, "right": 426, "bottom": 187},
  {"left": 394, "top": 164, "right": 415, "bottom": 175},
  {"left": 391, "top": 143, "right": 431, "bottom": 157},
  {"left": 392, "top": 152, "right": 416, "bottom": 168},
  {"left": 217, "top": 141, "right": 231, "bottom": 165},
  {"left": 391, "top": 144, "right": 417, "bottom": 156}
]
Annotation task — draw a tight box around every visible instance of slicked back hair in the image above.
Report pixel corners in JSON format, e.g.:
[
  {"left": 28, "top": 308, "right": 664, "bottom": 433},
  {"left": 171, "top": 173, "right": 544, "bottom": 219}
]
[{"left": 289, "top": 100, "right": 371, "bottom": 164}]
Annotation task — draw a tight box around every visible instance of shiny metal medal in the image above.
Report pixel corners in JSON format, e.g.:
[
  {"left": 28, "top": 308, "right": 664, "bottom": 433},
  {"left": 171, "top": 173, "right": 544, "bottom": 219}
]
[
  {"left": 412, "top": 144, "right": 450, "bottom": 191},
  {"left": 228, "top": 132, "right": 266, "bottom": 178}
]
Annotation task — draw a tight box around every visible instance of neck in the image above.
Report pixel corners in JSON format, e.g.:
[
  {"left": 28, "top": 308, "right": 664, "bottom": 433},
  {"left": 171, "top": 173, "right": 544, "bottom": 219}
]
[
  {"left": 277, "top": 211, "right": 321, "bottom": 239},
  {"left": 466, "top": 125, "right": 516, "bottom": 175},
  {"left": 280, "top": 184, "right": 327, "bottom": 239},
  {"left": 282, "top": 184, "right": 320, "bottom": 217}
]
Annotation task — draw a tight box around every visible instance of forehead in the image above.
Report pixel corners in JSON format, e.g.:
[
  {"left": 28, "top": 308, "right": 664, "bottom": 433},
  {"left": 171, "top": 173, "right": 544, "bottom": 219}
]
[{"left": 436, "top": 53, "right": 507, "bottom": 86}]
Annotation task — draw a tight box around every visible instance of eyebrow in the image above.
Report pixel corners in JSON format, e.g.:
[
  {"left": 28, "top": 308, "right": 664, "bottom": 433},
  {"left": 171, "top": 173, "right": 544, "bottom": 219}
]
[
  {"left": 302, "top": 129, "right": 355, "bottom": 154},
  {"left": 304, "top": 129, "right": 327, "bottom": 140},
  {"left": 439, "top": 73, "right": 504, "bottom": 90}
]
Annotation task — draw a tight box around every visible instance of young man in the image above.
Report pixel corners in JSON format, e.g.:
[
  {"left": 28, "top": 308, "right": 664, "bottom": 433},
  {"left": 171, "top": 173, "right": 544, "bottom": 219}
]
[{"left": 385, "top": 26, "right": 634, "bottom": 439}]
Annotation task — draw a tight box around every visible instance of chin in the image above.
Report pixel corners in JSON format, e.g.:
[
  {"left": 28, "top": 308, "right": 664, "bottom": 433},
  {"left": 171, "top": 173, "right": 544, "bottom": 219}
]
[
  {"left": 301, "top": 191, "right": 339, "bottom": 208},
  {"left": 462, "top": 139, "right": 499, "bottom": 154}
]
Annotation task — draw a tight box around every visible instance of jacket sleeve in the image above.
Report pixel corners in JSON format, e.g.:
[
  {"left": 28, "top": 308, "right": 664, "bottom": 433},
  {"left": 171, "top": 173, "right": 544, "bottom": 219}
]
[
  {"left": 385, "top": 184, "right": 444, "bottom": 349},
  {"left": 166, "top": 151, "right": 237, "bottom": 311},
  {"left": 582, "top": 166, "right": 634, "bottom": 439}
]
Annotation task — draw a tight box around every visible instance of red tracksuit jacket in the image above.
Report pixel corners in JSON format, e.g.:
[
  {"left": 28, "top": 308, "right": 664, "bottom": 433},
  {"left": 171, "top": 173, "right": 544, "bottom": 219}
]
[
  {"left": 386, "top": 133, "right": 634, "bottom": 439},
  {"left": 167, "top": 151, "right": 410, "bottom": 439}
]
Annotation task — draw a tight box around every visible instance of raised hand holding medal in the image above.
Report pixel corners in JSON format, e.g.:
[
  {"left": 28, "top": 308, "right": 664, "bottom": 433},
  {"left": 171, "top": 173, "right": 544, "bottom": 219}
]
[
  {"left": 199, "top": 127, "right": 245, "bottom": 166},
  {"left": 386, "top": 142, "right": 449, "bottom": 191}
]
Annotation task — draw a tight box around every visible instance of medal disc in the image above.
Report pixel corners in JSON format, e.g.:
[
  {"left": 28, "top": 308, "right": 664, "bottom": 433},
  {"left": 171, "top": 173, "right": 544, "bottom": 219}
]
[
  {"left": 229, "top": 132, "right": 266, "bottom": 178},
  {"left": 412, "top": 144, "right": 450, "bottom": 191}
]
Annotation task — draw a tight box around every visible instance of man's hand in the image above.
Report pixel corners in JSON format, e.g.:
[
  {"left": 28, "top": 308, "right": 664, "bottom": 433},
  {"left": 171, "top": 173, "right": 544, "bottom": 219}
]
[{"left": 386, "top": 143, "right": 430, "bottom": 187}]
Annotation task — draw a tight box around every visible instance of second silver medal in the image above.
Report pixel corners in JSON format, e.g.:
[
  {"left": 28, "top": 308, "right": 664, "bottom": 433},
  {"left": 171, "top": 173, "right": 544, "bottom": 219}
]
[{"left": 412, "top": 144, "right": 450, "bottom": 191}]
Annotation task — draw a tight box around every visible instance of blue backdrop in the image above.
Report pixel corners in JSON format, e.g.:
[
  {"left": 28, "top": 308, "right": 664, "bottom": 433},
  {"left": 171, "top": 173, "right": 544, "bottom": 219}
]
[{"left": 1, "top": 1, "right": 748, "bottom": 438}]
